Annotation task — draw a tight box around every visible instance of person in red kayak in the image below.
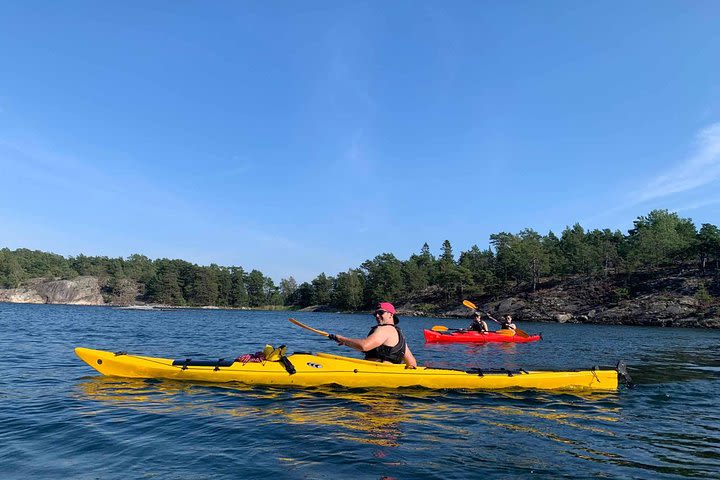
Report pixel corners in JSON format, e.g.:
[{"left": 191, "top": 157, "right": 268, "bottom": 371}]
[
  {"left": 486, "top": 312, "right": 517, "bottom": 332},
  {"left": 498, "top": 314, "right": 517, "bottom": 331},
  {"left": 468, "top": 311, "right": 489, "bottom": 333},
  {"left": 329, "top": 301, "right": 418, "bottom": 369}
]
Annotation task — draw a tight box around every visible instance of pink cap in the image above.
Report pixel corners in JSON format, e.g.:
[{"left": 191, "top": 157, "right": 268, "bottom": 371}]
[{"left": 377, "top": 302, "right": 396, "bottom": 314}]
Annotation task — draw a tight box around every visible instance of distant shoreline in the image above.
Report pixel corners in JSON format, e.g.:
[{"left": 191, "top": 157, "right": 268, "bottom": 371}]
[{"left": 1, "top": 298, "right": 718, "bottom": 329}]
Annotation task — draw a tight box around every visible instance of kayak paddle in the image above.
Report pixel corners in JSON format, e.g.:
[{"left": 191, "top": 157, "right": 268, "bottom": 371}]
[
  {"left": 431, "top": 325, "right": 465, "bottom": 332},
  {"left": 462, "top": 300, "right": 530, "bottom": 338},
  {"left": 288, "top": 318, "right": 330, "bottom": 337},
  {"left": 462, "top": 299, "right": 479, "bottom": 310}
]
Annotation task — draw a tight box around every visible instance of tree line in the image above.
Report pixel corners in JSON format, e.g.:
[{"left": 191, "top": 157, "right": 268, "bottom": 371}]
[{"left": 1, "top": 209, "right": 718, "bottom": 309}]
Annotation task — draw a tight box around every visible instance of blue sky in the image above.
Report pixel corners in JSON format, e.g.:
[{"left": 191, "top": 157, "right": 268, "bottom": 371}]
[{"left": 1, "top": 1, "right": 719, "bottom": 282}]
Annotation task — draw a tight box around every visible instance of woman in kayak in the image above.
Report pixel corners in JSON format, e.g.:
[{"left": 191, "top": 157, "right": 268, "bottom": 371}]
[
  {"left": 500, "top": 314, "right": 517, "bottom": 331},
  {"left": 468, "top": 311, "right": 489, "bottom": 332},
  {"left": 329, "top": 302, "right": 417, "bottom": 369},
  {"left": 486, "top": 312, "right": 517, "bottom": 332}
]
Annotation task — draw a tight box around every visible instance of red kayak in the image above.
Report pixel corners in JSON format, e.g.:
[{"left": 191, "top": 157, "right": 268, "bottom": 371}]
[{"left": 424, "top": 329, "right": 542, "bottom": 344}]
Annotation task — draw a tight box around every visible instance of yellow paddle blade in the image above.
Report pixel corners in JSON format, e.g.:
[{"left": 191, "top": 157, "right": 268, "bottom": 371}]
[
  {"left": 431, "top": 325, "right": 449, "bottom": 332},
  {"left": 463, "top": 300, "right": 478, "bottom": 310},
  {"left": 514, "top": 328, "right": 531, "bottom": 338},
  {"left": 496, "top": 329, "right": 515, "bottom": 336}
]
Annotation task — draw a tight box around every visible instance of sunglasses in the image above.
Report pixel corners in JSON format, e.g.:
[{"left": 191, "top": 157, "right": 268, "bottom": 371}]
[{"left": 374, "top": 310, "right": 387, "bottom": 316}]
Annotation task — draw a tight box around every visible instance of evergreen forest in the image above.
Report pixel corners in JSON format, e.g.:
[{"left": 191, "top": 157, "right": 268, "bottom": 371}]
[{"left": 1, "top": 209, "right": 719, "bottom": 310}]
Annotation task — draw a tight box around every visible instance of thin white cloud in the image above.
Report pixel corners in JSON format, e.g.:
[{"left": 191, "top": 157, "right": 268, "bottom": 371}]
[
  {"left": 636, "top": 122, "right": 720, "bottom": 202},
  {"left": 0, "top": 138, "right": 193, "bottom": 217},
  {"left": 674, "top": 195, "right": 720, "bottom": 213}
]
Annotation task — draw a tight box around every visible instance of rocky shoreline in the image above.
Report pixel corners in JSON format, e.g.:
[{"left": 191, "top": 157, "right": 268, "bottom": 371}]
[
  {"left": 0, "top": 276, "right": 104, "bottom": 306},
  {"left": 1, "top": 269, "right": 718, "bottom": 328},
  {"left": 323, "top": 267, "right": 719, "bottom": 329},
  {"left": 394, "top": 268, "right": 720, "bottom": 328}
]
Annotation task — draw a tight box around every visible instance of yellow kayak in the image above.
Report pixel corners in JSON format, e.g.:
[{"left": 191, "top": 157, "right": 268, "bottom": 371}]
[{"left": 75, "top": 347, "right": 626, "bottom": 391}]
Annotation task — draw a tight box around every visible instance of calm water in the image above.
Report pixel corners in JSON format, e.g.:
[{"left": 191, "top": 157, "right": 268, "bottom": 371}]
[{"left": 0, "top": 303, "right": 718, "bottom": 479}]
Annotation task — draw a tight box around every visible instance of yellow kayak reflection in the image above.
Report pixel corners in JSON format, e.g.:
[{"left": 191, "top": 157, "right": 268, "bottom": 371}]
[
  {"left": 75, "top": 375, "right": 622, "bottom": 453},
  {"left": 75, "top": 376, "right": 456, "bottom": 448}
]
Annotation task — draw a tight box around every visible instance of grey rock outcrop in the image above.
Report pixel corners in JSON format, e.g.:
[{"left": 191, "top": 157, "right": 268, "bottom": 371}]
[
  {"left": 0, "top": 276, "right": 105, "bottom": 305},
  {"left": 459, "top": 270, "right": 719, "bottom": 328},
  {"left": 0, "top": 288, "right": 45, "bottom": 304}
]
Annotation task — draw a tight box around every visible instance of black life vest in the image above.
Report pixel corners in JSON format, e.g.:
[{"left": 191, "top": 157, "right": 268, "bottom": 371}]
[
  {"left": 469, "top": 319, "right": 485, "bottom": 332},
  {"left": 364, "top": 325, "right": 406, "bottom": 364},
  {"left": 500, "top": 320, "right": 515, "bottom": 330}
]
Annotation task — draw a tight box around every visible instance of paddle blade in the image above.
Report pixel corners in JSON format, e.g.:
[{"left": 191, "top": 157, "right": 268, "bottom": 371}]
[
  {"left": 431, "top": 325, "right": 449, "bottom": 332},
  {"left": 514, "top": 328, "right": 530, "bottom": 338},
  {"left": 462, "top": 300, "right": 478, "bottom": 310}
]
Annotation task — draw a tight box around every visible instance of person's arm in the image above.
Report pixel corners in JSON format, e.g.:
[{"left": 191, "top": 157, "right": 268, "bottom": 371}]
[
  {"left": 403, "top": 344, "right": 417, "bottom": 369},
  {"left": 333, "top": 329, "right": 388, "bottom": 352}
]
